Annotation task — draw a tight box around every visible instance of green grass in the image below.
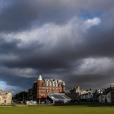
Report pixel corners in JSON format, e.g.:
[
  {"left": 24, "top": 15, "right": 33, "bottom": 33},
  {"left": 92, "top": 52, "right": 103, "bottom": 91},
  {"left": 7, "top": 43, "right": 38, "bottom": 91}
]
[{"left": 0, "top": 105, "right": 114, "bottom": 114}]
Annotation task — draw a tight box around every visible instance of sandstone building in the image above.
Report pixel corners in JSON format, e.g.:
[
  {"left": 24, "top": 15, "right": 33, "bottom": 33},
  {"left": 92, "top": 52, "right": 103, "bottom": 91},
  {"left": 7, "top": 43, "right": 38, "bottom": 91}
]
[
  {"left": 33, "top": 75, "right": 65, "bottom": 102},
  {"left": 0, "top": 90, "right": 12, "bottom": 105}
]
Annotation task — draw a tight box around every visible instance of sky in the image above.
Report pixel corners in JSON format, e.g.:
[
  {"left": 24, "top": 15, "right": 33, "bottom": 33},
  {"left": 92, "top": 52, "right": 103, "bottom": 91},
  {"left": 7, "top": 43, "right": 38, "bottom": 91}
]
[{"left": 0, "top": 0, "right": 114, "bottom": 92}]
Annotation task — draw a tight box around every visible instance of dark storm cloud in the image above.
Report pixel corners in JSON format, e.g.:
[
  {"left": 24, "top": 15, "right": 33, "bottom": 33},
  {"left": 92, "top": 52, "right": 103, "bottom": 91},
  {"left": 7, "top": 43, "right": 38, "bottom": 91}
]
[
  {"left": 0, "top": 0, "right": 114, "bottom": 92},
  {"left": 78, "top": 15, "right": 114, "bottom": 58},
  {"left": 0, "top": 0, "right": 114, "bottom": 32},
  {"left": 0, "top": 38, "right": 19, "bottom": 54},
  {"left": 2, "top": 15, "right": 114, "bottom": 69},
  {"left": 0, "top": 0, "right": 77, "bottom": 32},
  {"left": 0, "top": 0, "right": 39, "bottom": 32}
]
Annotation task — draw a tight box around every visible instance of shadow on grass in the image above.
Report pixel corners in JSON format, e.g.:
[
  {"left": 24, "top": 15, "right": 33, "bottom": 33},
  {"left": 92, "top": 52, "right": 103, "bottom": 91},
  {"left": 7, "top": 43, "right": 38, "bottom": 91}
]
[{"left": 54, "top": 103, "right": 114, "bottom": 107}]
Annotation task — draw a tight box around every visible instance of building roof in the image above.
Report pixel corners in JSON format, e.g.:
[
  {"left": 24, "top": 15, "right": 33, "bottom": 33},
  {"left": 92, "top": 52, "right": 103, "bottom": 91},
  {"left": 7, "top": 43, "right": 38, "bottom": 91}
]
[
  {"left": 48, "top": 93, "right": 71, "bottom": 103},
  {"left": 38, "top": 74, "right": 43, "bottom": 80}
]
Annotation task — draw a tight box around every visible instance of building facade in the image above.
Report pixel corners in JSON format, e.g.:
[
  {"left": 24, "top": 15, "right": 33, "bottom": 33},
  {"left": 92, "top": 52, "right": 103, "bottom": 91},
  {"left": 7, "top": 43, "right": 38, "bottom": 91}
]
[
  {"left": 33, "top": 75, "right": 65, "bottom": 102},
  {"left": 98, "top": 86, "right": 114, "bottom": 104},
  {"left": 0, "top": 90, "right": 12, "bottom": 105}
]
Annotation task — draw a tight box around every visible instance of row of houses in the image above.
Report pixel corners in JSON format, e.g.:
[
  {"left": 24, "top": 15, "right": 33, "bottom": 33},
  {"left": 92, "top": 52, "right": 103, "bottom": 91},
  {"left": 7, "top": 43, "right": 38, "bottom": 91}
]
[
  {"left": 13, "top": 75, "right": 114, "bottom": 105},
  {"left": 67, "top": 85, "right": 114, "bottom": 104},
  {"left": 66, "top": 86, "right": 95, "bottom": 103}
]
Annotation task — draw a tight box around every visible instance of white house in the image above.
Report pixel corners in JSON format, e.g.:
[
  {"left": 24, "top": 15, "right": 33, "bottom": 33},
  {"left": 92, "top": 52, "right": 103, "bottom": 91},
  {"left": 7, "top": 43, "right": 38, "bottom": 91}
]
[
  {"left": 80, "top": 90, "right": 94, "bottom": 101},
  {"left": 106, "top": 92, "right": 111, "bottom": 103},
  {"left": 98, "top": 94, "right": 106, "bottom": 103}
]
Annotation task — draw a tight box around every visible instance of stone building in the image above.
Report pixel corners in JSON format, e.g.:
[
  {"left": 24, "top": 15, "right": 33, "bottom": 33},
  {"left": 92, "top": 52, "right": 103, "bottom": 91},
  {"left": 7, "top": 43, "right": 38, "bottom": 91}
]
[
  {"left": 33, "top": 75, "right": 65, "bottom": 102},
  {"left": 0, "top": 90, "right": 12, "bottom": 105}
]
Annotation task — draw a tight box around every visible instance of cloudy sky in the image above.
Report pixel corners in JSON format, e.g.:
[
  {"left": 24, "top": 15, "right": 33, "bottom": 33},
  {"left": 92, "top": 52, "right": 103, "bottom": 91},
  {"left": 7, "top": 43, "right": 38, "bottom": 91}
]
[{"left": 0, "top": 0, "right": 114, "bottom": 92}]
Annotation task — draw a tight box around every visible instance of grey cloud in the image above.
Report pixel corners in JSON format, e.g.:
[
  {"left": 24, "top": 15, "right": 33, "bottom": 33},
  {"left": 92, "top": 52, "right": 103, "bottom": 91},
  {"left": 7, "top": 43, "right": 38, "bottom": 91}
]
[
  {"left": 0, "top": 0, "right": 114, "bottom": 92},
  {"left": 0, "top": 0, "right": 114, "bottom": 32}
]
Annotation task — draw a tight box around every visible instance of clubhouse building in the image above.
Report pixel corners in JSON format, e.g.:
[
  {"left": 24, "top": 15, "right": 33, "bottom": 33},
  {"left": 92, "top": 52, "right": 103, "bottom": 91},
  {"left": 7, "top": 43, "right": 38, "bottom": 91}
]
[{"left": 32, "top": 75, "right": 65, "bottom": 102}]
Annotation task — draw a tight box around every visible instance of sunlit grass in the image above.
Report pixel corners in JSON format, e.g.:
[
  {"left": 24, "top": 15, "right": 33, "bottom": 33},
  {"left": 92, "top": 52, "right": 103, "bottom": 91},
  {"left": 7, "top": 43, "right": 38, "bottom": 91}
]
[{"left": 0, "top": 105, "right": 114, "bottom": 114}]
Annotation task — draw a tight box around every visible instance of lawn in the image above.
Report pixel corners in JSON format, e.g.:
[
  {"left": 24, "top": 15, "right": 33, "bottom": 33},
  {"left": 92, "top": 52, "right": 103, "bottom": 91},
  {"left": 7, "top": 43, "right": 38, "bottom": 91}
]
[{"left": 0, "top": 105, "right": 114, "bottom": 114}]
